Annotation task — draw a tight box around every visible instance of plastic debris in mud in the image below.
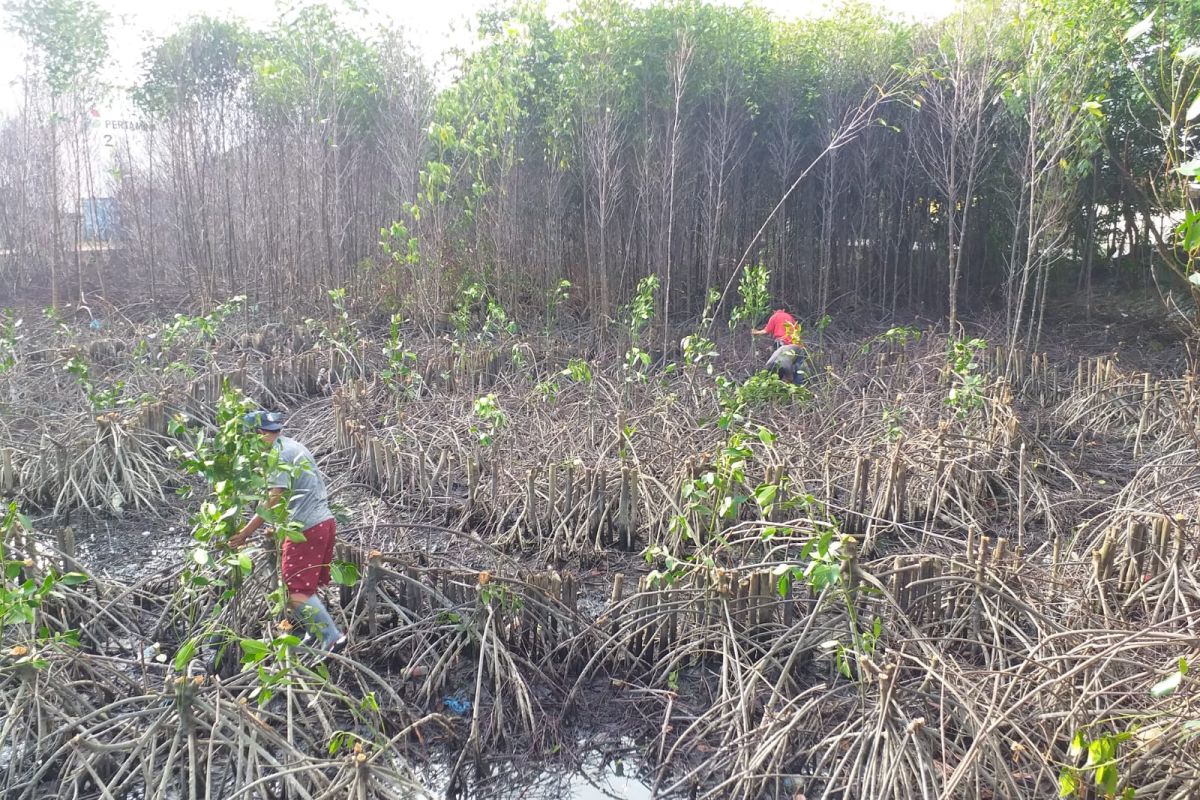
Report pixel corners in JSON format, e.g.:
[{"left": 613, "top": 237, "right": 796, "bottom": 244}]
[{"left": 443, "top": 695, "right": 472, "bottom": 715}]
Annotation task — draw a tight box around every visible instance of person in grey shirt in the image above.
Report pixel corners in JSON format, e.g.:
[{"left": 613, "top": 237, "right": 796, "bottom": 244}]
[
  {"left": 229, "top": 410, "right": 346, "bottom": 653},
  {"left": 765, "top": 343, "right": 805, "bottom": 385},
  {"left": 270, "top": 435, "right": 333, "bottom": 530}
]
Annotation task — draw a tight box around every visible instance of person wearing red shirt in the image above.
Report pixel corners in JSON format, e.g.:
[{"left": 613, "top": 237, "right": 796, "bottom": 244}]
[
  {"left": 752, "top": 309, "right": 805, "bottom": 384},
  {"left": 754, "top": 309, "right": 798, "bottom": 345}
]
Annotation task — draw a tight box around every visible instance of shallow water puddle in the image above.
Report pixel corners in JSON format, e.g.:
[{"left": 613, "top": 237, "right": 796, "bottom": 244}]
[
  {"left": 558, "top": 750, "right": 653, "bottom": 799},
  {"left": 419, "top": 737, "right": 655, "bottom": 799}
]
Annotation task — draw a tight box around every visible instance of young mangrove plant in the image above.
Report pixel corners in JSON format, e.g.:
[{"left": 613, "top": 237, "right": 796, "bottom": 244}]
[
  {"left": 882, "top": 404, "right": 907, "bottom": 442},
  {"left": 856, "top": 325, "right": 923, "bottom": 359},
  {"left": 670, "top": 419, "right": 783, "bottom": 546},
  {"left": 323, "top": 287, "right": 358, "bottom": 346},
  {"left": 0, "top": 309, "right": 21, "bottom": 375},
  {"left": 681, "top": 332, "right": 718, "bottom": 379},
  {"left": 622, "top": 275, "right": 660, "bottom": 392},
  {"left": 945, "top": 336, "right": 988, "bottom": 418},
  {"left": 534, "top": 357, "right": 594, "bottom": 406},
  {"left": 0, "top": 501, "right": 87, "bottom": 668},
  {"left": 168, "top": 388, "right": 303, "bottom": 653},
  {"left": 729, "top": 263, "right": 770, "bottom": 353},
  {"left": 471, "top": 393, "right": 507, "bottom": 448},
  {"left": 774, "top": 527, "right": 882, "bottom": 684},
  {"left": 715, "top": 371, "right": 808, "bottom": 427},
  {"left": 161, "top": 294, "right": 246, "bottom": 348},
  {"left": 64, "top": 352, "right": 125, "bottom": 411},
  {"left": 682, "top": 289, "right": 722, "bottom": 386},
  {"left": 545, "top": 278, "right": 572, "bottom": 332},
  {"left": 452, "top": 281, "right": 517, "bottom": 343},
  {"left": 563, "top": 357, "right": 593, "bottom": 385},
  {"left": 381, "top": 313, "right": 420, "bottom": 397},
  {"left": 1058, "top": 726, "right": 1136, "bottom": 800},
  {"left": 380, "top": 219, "right": 422, "bottom": 308},
  {"left": 812, "top": 313, "right": 832, "bottom": 351}
]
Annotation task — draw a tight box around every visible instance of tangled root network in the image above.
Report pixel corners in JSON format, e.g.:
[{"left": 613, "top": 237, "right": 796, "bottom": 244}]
[{"left": 2, "top": 317, "right": 1199, "bottom": 799}]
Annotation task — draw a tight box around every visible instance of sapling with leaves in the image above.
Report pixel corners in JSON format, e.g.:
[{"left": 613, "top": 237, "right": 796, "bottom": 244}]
[
  {"left": 858, "top": 325, "right": 922, "bottom": 356},
  {"left": 471, "top": 393, "right": 507, "bottom": 448},
  {"left": 681, "top": 288, "right": 721, "bottom": 387},
  {"left": 451, "top": 282, "right": 484, "bottom": 342},
  {"left": 63, "top": 352, "right": 125, "bottom": 411},
  {"left": 621, "top": 275, "right": 660, "bottom": 399},
  {"left": 533, "top": 377, "right": 559, "bottom": 405},
  {"left": 380, "top": 313, "right": 419, "bottom": 397},
  {"left": 401, "top": 125, "right": 458, "bottom": 329},
  {"left": 840, "top": 325, "right": 924, "bottom": 392},
  {"left": 451, "top": 281, "right": 518, "bottom": 353},
  {"left": 771, "top": 527, "right": 882, "bottom": 684},
  {"left": 132, "top": 295, "right": 249, "bottom": 379},
  {"left": 170, "top": 392, "right": 288, "bottom": 629},
  {"left": 671, "top": 422, "right": 781, "bottom": 545},
  {"left": 379, "top": 220, "right": 421, "bottom": 308},
  {"left": 324, "top": 287, "right": 357, "bottom": 346},
  {"left": 302, "top": 289, "right": 364, "bottom": 374},
  {"left": 545, "top": 279, "right": 572, "bottom": 332},
  {"left": 41, "top": 305, "right": 68, "bottom": 332},
  {"left": 0, "top": 501, "right": 88, "bottom": 669},
  {"left": 533, "top": 357, "right": 593, "bottom": 406},
  {"left": 483, "top": 295, "right": 517, "bottom": 338},
  {"left": 714, "top": 371, "right": 808, "bottom": 429},
  {"left": 1057, "top": 655, "right": 1193, "bottom": 798},
  {"left": 729, "top": 263, "right": 770, "bottom": 355},
  {"left": 653, "top": 422, "right": 787, "bottom": 579},
  {"left": 161, "top": 295, "right": 246, "bottom": 349},
  {"left": 668, "top": 357, "right": 791, "bottom": 547},
  {"left": 813, "top": 313, "right": 831, "bottom": 351},
  {"left": 945, "top": 336, "right": 988, "bottom": 419},
  {"left": 1058, "top": 726, "right": 1136, "bottom": 800},
  {"left": 882, "top": 404, "right": 906, "bottom": 442},
  {"left": 563, "top": 357, "right": 593, "bottom": 385},
  {"left": 681, "top": 333, "right": 718, "bottom": 383},
  {"left": 0, "top": 310, "right": 22, "bottom": 375}
]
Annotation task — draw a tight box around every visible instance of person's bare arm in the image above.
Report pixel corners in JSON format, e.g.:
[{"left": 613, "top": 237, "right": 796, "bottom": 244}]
[
  {"left": 751, "top": 327, "right": 767, "bottom": 336},
  {"left": 229, "top": 487, "right": 285, "bottom": 549}
]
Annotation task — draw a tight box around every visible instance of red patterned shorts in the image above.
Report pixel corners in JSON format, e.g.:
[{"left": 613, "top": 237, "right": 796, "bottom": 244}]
[{"left": 281, "top": 518, "right": 337, "bottom": 595}]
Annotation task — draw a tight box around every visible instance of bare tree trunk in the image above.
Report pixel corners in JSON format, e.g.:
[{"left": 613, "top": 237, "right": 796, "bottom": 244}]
[
  {"left": 661, "top": 35, "right": 691, "bottom": 353},
  {"left": 915, "top": 10, "right": 1002, "bottom": 332},
  {"left": 48, "top": 107, "right": 62, "bottom": 309},
  {"left": 1080, "top": 160, "right": 1098, "bottom": 320}
]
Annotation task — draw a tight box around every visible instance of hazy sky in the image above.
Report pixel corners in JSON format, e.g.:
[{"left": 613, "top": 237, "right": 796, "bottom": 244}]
[{"left": 0, "top": 0, "right": 955, "bottom": 111}]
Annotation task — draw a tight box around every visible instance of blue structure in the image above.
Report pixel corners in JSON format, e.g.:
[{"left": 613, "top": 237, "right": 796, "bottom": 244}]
[{"left": 81, "top": 197, "right": 118, "bottom": 241}]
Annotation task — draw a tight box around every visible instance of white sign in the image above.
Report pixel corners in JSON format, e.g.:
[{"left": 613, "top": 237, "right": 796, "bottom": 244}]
[{"left": 76, "top": 103, "right": 153, "bottom": 202}]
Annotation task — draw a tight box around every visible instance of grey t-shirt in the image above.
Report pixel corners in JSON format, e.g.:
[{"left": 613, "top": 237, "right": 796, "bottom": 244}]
[
  {"left": 766, "top": 344, "right": 802, "bottom": 370},
  {"left": 269, "top": 436, "right": 333, "bottom": 530}
]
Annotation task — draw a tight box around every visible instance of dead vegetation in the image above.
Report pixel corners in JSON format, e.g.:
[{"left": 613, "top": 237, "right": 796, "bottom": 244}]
[{"left": 2, "top": 314, "right": 1199, "bottom": 799}]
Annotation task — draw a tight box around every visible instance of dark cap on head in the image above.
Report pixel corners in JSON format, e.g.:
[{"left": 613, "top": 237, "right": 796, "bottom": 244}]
[{"left": 243, "top": 410, "right": 285, "bottom": 432}]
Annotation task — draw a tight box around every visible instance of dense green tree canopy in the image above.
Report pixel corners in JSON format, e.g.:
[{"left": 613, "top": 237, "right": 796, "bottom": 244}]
[{"left": 1, "top": 0, "right": 1198, "bottom": 335}]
